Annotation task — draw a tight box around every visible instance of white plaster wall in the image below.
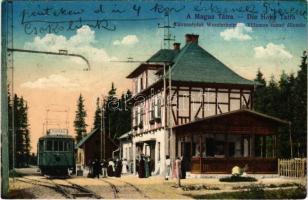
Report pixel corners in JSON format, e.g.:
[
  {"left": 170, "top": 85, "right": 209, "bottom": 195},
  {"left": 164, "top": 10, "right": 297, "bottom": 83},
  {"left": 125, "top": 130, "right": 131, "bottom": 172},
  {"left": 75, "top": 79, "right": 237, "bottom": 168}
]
[
  {"left": 122, "top": 142, "right": 132, "bottom": 161},
  {"left": 132, "top": 128, "right": 166, "bottom": 176}
]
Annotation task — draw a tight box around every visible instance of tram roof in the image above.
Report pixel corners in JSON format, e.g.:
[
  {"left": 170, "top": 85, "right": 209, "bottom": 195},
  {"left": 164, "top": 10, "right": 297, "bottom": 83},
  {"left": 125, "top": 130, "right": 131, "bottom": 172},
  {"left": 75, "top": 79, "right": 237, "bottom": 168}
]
[{"left": 39, "top": 134, "right": 73, "bottom": 140}]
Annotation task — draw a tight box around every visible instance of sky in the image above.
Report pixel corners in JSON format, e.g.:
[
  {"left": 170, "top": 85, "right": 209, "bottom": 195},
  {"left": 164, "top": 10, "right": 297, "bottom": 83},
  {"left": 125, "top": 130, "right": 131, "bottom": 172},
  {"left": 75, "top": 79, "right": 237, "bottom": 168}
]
[{"left": 4, "top": 0, "right": 307, "bottom": 153}]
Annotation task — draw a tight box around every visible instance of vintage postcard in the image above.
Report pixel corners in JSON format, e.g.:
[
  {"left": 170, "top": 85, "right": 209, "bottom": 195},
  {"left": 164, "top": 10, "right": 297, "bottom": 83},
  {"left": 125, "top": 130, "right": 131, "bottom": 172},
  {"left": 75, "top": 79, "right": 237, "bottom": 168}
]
[{"left": 1, "top": 0, "right": 307, "bottom": 199}]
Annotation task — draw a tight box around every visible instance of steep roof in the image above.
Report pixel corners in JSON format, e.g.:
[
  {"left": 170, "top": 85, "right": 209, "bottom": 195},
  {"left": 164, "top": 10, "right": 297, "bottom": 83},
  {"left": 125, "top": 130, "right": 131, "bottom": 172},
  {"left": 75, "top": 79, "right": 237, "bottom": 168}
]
[
  {"left": 171, "top": 42, "right": 255, "bottom": 85},
  {"left": 147, "top": 49, "right": 178, "bottom": 63},
  {"left": 168, "top": 42, "right": 256, "bottom": 86},
  {"left": 118, "top": 131, "right": 132, "bottom": 140},
  {"left": 75, "top": 128, "right": 117, "bottom": 149},
  {"left": 174, "top": 109, "right": 289, "bottom": 130},
  {"left": 75, "top": 129, "right": 97, "bottom": 149}
]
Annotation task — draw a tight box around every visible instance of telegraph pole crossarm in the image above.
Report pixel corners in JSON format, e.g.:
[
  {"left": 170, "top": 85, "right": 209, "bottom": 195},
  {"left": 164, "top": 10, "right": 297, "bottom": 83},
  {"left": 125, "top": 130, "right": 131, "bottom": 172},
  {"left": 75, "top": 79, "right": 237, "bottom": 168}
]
[{"left": 7, "top": 48, "right": 91, "bottom": 71}]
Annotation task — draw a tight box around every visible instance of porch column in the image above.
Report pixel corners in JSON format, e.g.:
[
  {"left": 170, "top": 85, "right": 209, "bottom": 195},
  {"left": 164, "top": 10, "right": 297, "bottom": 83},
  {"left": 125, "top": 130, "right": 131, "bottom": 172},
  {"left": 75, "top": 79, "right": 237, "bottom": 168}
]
[
  {"left": 170, "top": 130, "right": 176, "bottom": 161},
  {"left": 199, "top": 135, "right": 202, "bottom": 173},
  {"left": 224, "top": 133, "right": 229, "bottom": 158},
  {"left": 250, "top": 134, "right": 255, "bottom": 157},
  {"left": 132, "top": 141, "right": 136, "bottom": 174},
  {"left": 274, "top": 135, "right": 277, "bottom": 157}
]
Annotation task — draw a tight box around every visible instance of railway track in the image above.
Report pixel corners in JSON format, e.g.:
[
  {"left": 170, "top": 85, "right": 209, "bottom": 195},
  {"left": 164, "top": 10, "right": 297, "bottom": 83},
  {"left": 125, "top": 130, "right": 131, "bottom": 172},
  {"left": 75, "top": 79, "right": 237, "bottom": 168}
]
[
  {"left": 100, "top": 177, "right": 150, "bottom": 199},
  {"left": 16, "top": 177, "right": 101, "bottom": 199},
  {"left": 110, "top": 177, "right": 150, "bottom": 198},
  {"left": 100, "top": 179, "right": 119, "bottom": 198}
]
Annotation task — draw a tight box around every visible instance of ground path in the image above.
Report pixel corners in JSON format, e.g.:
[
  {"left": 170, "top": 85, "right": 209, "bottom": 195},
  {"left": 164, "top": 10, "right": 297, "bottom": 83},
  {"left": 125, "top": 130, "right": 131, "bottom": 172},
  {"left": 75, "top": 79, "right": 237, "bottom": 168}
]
[{"left": 8, "top": 167, "right": 307, "bottom": 199}]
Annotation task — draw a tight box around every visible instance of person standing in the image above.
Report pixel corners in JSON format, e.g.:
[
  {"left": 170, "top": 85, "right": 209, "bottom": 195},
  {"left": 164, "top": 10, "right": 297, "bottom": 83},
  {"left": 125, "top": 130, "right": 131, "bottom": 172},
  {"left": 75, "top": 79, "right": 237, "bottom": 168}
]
[
  {"left": 175, "top": 157, "right": 182, "bottom": 187},
  {"left": 144, "top": 156, "right": 149, "bottom": 178},
  {"left": 115, "top": 159, "right": 122, "bottom": 177},
  {"left": 107, "top": 159, "right": 115, "bottom": 177},
  {"left": 181, "top": 156, "right": 187, "bottom": 179},
  {"left": 138, "top": 156, "right": 145, "bottom": 178},
  {"left": 165, "top": 155, "right": 171, "bottom": 180},
  {"left": 94, "top": 159, "right": 100, "bottom": 179},
  {"left": 101, "top": 159, "right": 108, "bottom": 178},
  {"left": 122, "top": 159, "right": 128, "bottom": 174}
]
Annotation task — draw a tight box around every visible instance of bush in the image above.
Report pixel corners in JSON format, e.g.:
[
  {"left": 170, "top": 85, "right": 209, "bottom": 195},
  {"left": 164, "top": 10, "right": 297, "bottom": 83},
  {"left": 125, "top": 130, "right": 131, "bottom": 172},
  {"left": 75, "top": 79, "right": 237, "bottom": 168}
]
[
  {"left": 219, "top": 175, "right": 257, "bottom": 182},
  {"left": 186, "top": 186, "right": 306, "bottom": 199}
]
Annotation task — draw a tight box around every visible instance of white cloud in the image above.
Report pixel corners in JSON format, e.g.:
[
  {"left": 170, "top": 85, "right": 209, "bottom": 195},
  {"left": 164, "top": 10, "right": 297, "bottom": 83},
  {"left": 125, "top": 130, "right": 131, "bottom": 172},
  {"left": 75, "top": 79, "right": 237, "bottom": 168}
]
[
  {"left": 113, "top": 35, "right": 139, "bottom": 46},
  {"left": 21, "top": 74, "right": 79, "bottom": 89},
  {"left": 24, "top": 25, "right": 115, "bottom": 65},
  {"left": 220, "top": 23, "right": 252, "bottom": 41},
  {"left": 254, "top": 43, "right": 293, "bottom": 59}
]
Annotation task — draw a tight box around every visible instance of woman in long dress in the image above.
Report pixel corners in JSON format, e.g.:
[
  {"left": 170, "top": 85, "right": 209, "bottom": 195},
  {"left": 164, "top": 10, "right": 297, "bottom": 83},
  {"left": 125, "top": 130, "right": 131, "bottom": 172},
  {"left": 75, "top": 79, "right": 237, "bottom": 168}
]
[
  {"left": 122, "top": 159, "right": 128, "bottom": 174},
  {"left": 138, "top": 156, "right": 145, "bottom": 178},
  {"left": 144, "top": 157, "right": 149, "bottom": 178},
  {"left": 107, "top": 159, "right": 115, "bottom": 177}
]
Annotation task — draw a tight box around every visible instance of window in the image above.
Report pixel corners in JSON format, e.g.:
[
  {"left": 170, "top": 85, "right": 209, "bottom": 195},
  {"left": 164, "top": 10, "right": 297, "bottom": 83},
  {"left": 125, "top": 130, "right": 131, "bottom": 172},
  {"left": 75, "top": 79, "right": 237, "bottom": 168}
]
[
  {"left": 135, "top": 79, "right": 138, "bottom": 93},
  {"left": 67, "top": 142, "right": 71, "bottom": 151},
  {"left": 59, "top": 141, "right": 64, "bottom": 151},
  {"left": 140, "top": 77, "right": 143, "bottom": 90},
  {"left": 192, "top": 135, "right": 200, "bottom": 157},
  {"left": 134, "top": 110, "right": 138, "bottom": 126},
  {"left": 206, "top": 138, "right": 215, "bottom": 157},
  {"left": 140, "top": 107, "right": 144, "bottom": 124},
  {"left": 150, "top": 100, "right": 155, "bottom": 120},
  {"left": 46, "top": 140, "right": 52, "bottom": 151},
  {"left": 39, "top": 140, "right": 44, "bottom": 151},
  {"left": 54, "top": 140, "right": 59, "bottom": 151},
  {"left": 156, "top": 98, "right": 161, "bottom": 118},
  {"left": 158, "top": 142, "right": 160, "bottom": 161},
  {"left": 64, "top": 141, "right": 67, "bottom": 151}
]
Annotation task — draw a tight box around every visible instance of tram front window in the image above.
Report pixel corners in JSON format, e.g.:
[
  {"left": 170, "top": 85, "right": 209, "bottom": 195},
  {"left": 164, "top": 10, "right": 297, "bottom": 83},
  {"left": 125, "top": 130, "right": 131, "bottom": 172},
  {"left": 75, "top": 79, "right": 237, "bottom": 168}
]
[
  {"left": 54, "top": 141, "right": 59, "bottom": 151},
  {"left": 39, "top": 140, "right": 44, "bottom": 151},
  {"left": 59, "top": 141, "right": 64, "bottom": 151},
  {"left": 46, "top": 140, "right": 52, "bottom": 151}
]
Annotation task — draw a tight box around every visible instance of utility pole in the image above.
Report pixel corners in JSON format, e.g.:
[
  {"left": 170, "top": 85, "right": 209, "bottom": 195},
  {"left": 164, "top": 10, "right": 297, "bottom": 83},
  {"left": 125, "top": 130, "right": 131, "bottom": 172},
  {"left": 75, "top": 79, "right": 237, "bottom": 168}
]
[
  {"left": 101, "top": 97, "right": 106, "bottom": 159},
  {"left": 289, "top": 122, "right": 293, "bottom": 158},
  {"left": 158, "top": 10, "right": 175, "bottom": 49}
]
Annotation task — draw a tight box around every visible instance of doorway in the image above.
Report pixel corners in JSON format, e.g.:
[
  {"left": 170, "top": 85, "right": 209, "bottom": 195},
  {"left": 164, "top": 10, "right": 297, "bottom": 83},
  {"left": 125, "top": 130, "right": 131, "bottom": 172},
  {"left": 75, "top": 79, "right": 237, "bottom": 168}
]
[{"left": 183, "top": 142, "right": 191, "bottom": 171}]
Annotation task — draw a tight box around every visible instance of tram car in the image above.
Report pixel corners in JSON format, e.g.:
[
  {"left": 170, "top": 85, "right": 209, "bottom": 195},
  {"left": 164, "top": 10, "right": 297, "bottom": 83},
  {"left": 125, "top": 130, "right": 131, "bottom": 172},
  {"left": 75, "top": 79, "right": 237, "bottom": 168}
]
[{"left": 37, "top": 129, "right": 75, "bottom": 175}]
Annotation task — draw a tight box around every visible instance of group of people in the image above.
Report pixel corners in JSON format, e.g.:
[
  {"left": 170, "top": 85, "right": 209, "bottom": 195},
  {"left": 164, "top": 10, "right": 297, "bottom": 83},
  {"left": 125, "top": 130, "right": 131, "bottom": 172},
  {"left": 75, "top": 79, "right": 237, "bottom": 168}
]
[
  {"left": 136, "top": 155, "right": 153, "bottom": 178},
  {"left": 89, "top": 155, "right": 188, "bottom": 180},
  {"left": 89, "top": 158, "right": 129, "bottom": 178},
  {"left": 165, "top": 155, "right": 187, "bottom": 180}
]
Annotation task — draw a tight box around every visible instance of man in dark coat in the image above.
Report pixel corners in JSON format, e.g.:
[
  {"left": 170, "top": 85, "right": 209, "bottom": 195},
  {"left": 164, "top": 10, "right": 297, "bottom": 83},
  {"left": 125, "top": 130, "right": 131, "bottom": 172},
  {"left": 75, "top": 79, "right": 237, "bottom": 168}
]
[
  {"left": 115, "top": 159, "right": 122, "bottom": 177},
  {"left": 93, "top": 159, "right": 100, "bottom": 178},
  {"left": 138, "top": 156, "right": 145, "bottom": 178},
  {"left": 181, "top": 156, "right": 187, "bottom": 179}
]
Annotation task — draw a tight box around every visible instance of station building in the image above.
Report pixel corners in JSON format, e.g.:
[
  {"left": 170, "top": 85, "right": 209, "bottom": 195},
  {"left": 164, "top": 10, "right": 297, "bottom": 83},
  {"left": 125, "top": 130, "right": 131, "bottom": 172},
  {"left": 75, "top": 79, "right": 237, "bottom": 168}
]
[
  {"left": 75, "top": 128, "right": 118, "bottom": 171},
  {"left": 125, "top": 34, "right": 288, "bottom": 175}
]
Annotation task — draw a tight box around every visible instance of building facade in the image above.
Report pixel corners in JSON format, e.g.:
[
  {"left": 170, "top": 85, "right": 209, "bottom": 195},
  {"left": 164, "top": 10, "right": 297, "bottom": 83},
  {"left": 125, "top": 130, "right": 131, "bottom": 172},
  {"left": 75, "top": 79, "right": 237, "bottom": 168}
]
[
  {"left": 75, "top": 128, "right": 118, "bottom": 171},
  {"left": 126, "top": 34, "right": 287, "bottom": 175}
]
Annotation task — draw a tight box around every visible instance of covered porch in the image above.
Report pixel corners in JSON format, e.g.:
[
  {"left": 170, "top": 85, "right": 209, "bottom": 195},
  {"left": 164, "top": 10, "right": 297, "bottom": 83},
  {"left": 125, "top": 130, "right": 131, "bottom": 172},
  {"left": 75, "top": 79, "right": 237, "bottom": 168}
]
[{"left": 174, "top": 109, "right": 289, "bottom": 174}]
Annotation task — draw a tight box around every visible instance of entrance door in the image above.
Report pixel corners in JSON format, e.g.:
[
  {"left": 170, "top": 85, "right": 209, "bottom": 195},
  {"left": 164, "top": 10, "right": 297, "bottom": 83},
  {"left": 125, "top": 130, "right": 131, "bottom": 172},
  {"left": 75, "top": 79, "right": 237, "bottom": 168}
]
[
  {"left": 150, "top": 144, "right": 155, "bottom": 173},
  {"left": 183, "top": 142, "right": 191, "bottom": 171}
]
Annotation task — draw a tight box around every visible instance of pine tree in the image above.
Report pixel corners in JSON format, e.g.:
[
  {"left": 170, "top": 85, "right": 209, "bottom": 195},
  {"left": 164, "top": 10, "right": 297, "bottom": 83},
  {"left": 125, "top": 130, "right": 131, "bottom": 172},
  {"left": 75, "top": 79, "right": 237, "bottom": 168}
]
[
  {"left": 105, "top": 83, "right": 119, "bottom": 139},
  {"left": 293, "top": 51, "right": 307, "bottom": 156},
  {"left": 93, "top": 97, "right": 102, "bottom": 130},
  {"left": 253, "top": 69, "right": 267, "bottom": 112},
  {"left": 74, "top": 94, "right": 88, "bottom": 143},
  {"left": 264, "top": 75, "right": 280, "bottom": 117},
  {"left": 8, "top": 94, "right": 31, "bottom": 168},
  {"left": 116, "top": 91, "right": 132, "bottom": 138}
]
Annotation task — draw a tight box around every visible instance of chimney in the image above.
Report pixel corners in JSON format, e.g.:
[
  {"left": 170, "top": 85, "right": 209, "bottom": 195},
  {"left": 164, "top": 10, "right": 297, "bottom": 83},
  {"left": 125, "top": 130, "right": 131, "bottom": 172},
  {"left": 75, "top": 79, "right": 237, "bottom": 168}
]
[
  {"left": 185, "top": 34, "right": 199, "bottom": 43},
  {"left": 173, "top": 43, "right": 181, "bottom": 50}
]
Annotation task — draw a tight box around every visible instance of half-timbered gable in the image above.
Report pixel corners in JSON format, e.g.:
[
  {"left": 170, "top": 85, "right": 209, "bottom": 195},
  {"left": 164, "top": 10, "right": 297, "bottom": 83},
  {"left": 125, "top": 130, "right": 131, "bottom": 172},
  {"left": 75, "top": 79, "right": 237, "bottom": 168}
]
[{"left": 125, "top": 34, "right": 287, "bottom": 175}]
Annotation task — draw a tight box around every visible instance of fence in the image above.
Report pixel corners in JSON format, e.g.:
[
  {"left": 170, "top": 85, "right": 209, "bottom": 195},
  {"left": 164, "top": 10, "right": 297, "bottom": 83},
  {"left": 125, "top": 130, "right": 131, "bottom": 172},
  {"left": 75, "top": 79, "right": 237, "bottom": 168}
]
[{"left": 278, "top": 158, "right": 306, "bottom": 177}]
